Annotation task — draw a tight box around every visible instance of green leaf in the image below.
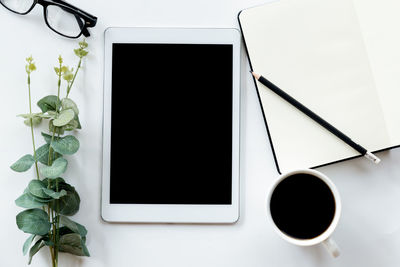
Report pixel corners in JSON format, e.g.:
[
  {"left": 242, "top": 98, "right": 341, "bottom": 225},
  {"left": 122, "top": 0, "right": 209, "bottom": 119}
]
[
  {"left": 61, "top": 98, "right": 79, "bottom": 115},
  {"left": 18, "top": 112, "right": 44, "bottom": 126},
  {"left": 15, "top": 193, "right": 46, "bottom": 209},
  {"left": 82, "top": 242, "right": 90, "bottom": 257},
  {"left": 43, "top": 238, "right": 54, "bottom": 247},
  {"left": 48, "top": 111, "right": 57, "bottom": 117},
  {"left": 51, "top": 135, "right": 80, "bottom": 155},
  {"left": 79, "top": 40, "right": 88, "bottom": 49},
  {"left": 35, "top": 144, "right": 50, "bottom": 161},
  {"left": 28, "top": 192, "right": 53, "bottom": 203},
  {"left": 40, "top": 110, "right": 58, "bottom": 120},
  {"left": 58, "top": 181, "right": 75, "bottom": 191},
  {"left": 28, "top": 238, "right": 45, "bottom": 264},
  {"left": 58, "top": 226, "right": 74, "bottom": 236},
  {"left": 25, "top": 56, "right": 36, "bottom": 74},
  {"left": 28, "top": 180, "right": 50, "bottom": 199},
  {"left": 41, "top": 132, "right": 53, "bottom": 144},
  {"left": 59, "top": 215, "right": 87, "bottom": 237},
  {"left": 75, "top": 115, "right": 82, "bottom": 129},
  {"left": 17, "top": 113, "right": 42, "bottom": 119},
  {"left": 21, "top": 187, "right": 52, "bottom": 204},
  {"left": 49, "top": 120, "right": 65, "bottom": 135},
  {"left": 16, "top": 209, "right": 51, "bottom": 235},
  {"left": 37, "top": 95, "right": 60, "bottom": 113},
  {"left": 23, "top": 234, "right": 35, "bottom": 256},
  {"left": 64, "top": 119, "right": 79, "bottom": 131},
  {"left": 74, "top": 48, "right": 89, "bottom": 58},
  {"left": 59, "top": 233, "right": 89, "bottom": 257},
  {"left": 53, "top": 109, "right": 75, "bottom": 127},
  {"left": 57, "top": 188, "right": 80, "bottom": 216},
  {"left": 24, "top": 117, "right": 42, "bottom": 127},
  {"left": 42, "top": 177, "right": 65, "bottom": 189},
  {"left": 42, "top": 188, "right": 67, "bottom": 199},
  {"left": 40, "top": 157, "right": 68, "bottom": 178},
  {"left": 37, "top": 113, "right": 55, "bottom": 119},
  {"left": 35, "top": 144, "right": 61, "bottom": 165},
  {"left": 10, "top": 154, "right": 35, "bottom": 172}
]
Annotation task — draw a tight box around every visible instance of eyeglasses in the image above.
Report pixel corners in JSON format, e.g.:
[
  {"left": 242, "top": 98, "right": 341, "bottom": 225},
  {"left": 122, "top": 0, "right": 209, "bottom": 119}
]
[{"left": 0, "top": 0, "right": 97, "bottom": 38}]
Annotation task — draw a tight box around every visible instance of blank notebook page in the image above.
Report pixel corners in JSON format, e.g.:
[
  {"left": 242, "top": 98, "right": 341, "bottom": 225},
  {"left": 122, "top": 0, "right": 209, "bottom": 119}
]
[
  {"left": 353, "top": 0, "right": 400, "bottom": 145},
  {"left": 239, "top": 0, "right": 391, "bottom": 173}
]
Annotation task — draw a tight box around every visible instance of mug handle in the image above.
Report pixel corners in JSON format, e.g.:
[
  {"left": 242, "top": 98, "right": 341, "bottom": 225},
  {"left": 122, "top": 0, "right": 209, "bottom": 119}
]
[{"left": 322, "top": 237, "right": 340, "bottom": 257}]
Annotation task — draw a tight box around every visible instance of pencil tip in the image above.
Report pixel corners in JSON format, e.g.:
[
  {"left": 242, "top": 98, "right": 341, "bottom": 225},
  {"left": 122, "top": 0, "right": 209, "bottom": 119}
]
[{"left": 365, "top": 151, "right": 381, "bottom": 164}]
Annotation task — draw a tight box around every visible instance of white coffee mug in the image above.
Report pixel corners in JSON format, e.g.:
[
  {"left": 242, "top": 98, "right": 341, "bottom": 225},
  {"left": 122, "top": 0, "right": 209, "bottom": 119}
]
[{"left": 267, "top": 169, "right": 341, "bottom": 257}]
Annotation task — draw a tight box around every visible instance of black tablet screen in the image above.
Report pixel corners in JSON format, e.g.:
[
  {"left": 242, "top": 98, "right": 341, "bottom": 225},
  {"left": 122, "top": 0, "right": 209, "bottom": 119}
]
[{"left": 110, "top": 43, "right": 233, "bottom": 204}]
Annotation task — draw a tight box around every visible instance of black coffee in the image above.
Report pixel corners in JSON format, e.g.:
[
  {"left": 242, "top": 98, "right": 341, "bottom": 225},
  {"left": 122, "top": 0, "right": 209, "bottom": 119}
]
[{"left": 270, "top": 173, "right": 335, "bottom": 239}]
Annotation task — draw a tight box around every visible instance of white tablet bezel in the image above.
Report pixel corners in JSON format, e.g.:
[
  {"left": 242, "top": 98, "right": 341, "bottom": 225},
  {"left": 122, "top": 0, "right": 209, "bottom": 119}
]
[{"left": 102, "top": 27, "right": 240, "bottom": 223}]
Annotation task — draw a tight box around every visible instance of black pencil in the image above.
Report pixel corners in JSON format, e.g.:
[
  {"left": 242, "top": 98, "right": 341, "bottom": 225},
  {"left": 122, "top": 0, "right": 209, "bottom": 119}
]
[{"left": 251, "top": 71, "right": 380, "bottom": 164}]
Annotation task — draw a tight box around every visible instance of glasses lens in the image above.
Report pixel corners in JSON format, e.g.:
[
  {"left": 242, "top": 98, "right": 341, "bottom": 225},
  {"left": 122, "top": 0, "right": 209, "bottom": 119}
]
[
  {"left": 46, "top": 5, "right": 84, "bottom": 38},
  {"left": 0, "top": 0, "right": 34, "bottom": 14}
]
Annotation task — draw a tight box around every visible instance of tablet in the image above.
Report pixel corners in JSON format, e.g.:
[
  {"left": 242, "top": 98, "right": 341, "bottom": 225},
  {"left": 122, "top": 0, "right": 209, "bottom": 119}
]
[{"left": 101, "top": 27, "right": 240, "bottom": 223}]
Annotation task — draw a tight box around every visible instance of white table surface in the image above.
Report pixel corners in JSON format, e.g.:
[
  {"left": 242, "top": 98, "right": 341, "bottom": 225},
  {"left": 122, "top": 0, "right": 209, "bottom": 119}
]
[{"left": 1, "top": 0, "right": 400, "bottom": 266}]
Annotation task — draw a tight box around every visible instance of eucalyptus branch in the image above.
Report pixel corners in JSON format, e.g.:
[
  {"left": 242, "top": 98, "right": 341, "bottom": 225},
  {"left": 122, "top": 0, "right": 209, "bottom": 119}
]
[
  {"left": 66, "top": 40, "right": 88, "bottom": 98},
  {"left": 26, "top": 58, "right": 40, "bottom": 180},
  {"left": 11, "top": 40, "right": 90, "bottom": 267},
  {"left": 66, "top": 60, "right": 81, "bottom": 99}
]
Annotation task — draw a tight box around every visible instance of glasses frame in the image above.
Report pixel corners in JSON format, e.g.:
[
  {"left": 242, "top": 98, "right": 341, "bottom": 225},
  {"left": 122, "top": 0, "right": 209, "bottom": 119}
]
[{"left": 0, "top": 0, "right": 97, "bottom": 38}]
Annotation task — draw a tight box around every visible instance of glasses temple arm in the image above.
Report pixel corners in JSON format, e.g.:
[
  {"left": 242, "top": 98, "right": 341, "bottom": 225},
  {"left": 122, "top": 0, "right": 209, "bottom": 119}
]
[{"left": 73, "top": 12, "right": 90, "bottom": 37}]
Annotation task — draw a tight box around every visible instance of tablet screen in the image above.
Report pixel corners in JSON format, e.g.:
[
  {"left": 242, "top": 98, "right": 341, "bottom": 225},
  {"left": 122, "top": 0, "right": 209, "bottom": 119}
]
[{"left": 110, "top": 43, "right": 233, "bottom": 205}]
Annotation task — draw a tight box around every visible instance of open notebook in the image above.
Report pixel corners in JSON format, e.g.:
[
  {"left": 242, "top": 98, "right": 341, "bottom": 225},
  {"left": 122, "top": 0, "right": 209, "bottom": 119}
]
[{"left": 238, "top": 0, "right": 400, "bottom": 173}]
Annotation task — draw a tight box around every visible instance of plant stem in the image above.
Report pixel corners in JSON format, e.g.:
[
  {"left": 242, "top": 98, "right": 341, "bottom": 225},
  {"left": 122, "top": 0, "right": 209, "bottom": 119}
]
[
  {"left": 46, "top": 122, "right": 57, "bottom": 266},
  {"left": 27, "top": 74, "right": 40, "bottom": 180},
  {"left": 55, "top": 130, "right": 61, "bottom": 263},
  {"left": 56, "top": 60, "right": 62, "bottom": 111},
  {"left": 55, "top": 181, "right": 60, "bottom": 263},
  {"left": 48, "top": 63, "right": 63, "bottom": 265},
  {"left": 44, "top": 60, "right": 63, "bottom": 267},
  {"left": 28, "top": 72, "right": 56, "bottom": 264},
  {"left": 48, "top": 58, "right": 62, "bottom": 165},
  {"left": 28, "top": 71, "right": 57, "bottom": 265},
  {"left": 52, "top": 207, "right": 57, "bottom": 265},
  {"left": 66, "top": 58, "right": 82, "bottom": 98},
  {"left": 49, "top": 245, "right": 55, "bottom": 267}
]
